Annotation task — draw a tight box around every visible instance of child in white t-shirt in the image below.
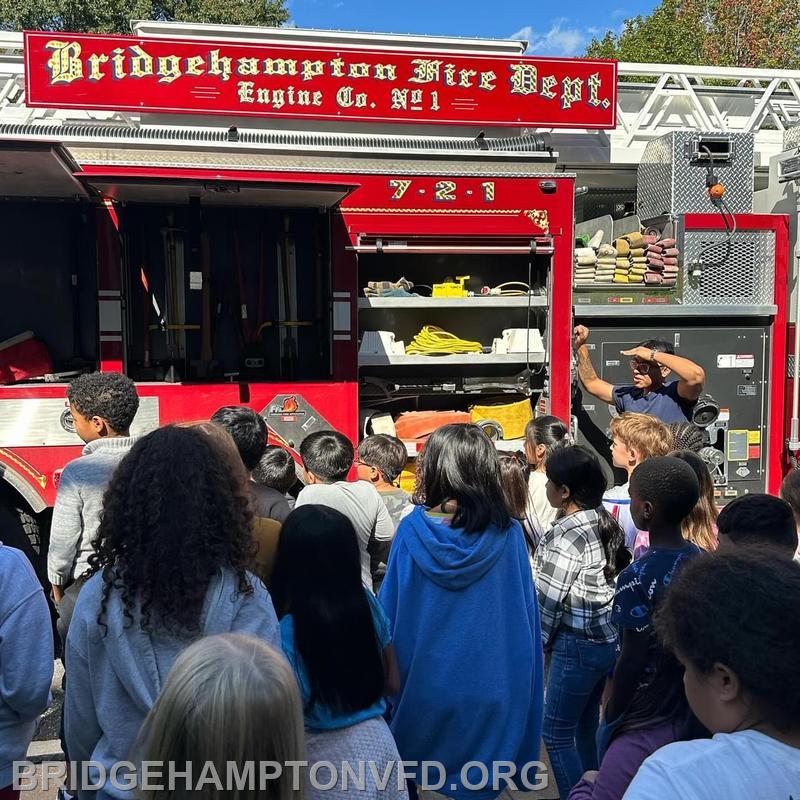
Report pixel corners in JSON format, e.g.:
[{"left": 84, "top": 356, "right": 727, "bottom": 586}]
[
  {"left": 623, "top": 550, "right": 800, "bottom": 800},
  {"left": 524, "top": 415, "right": 570, "bottom": 531}
]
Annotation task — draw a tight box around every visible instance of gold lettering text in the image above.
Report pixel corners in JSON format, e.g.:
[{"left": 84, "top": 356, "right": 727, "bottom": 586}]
[
  {"left": 237, "top": 57, "right": 259, "bottom": 76},
  {"left": 388, "top": 179, "right": 412, "bottom": 200},
  {"left": 157, "top": 55, "right": 181, "bottom": 84},
  {"left": 409, "top": 59, "right": 442, "bottom": 84},
  {"left": 186, "top": 55, "right": 205, "bottom": 76},
  {"left": 263, "top": 58, "right": 297, "bottom": 76},
  {"left": 209, "top": 50, "right": 231, "bottom": 82},
  {"left": 348, "top": 62, "right": 371, "bottom": 78},
  {"left": 458, "top": 69, "right": 477, "bottom": 88},
  {"left": 301, "top": 60, "right": 324, "bottom": 81},
  {"left": 87, "top": 53, "right": 108, "bottom": 81},
  {"left": 373, "top": 63, "right": 397, "bottom": 81},
  {"left": 330, "top": 58, "right": 345, "bottom": 77},
  {"left": 45, "top": 40, "right": 83, "bottom": 84},
  {"left": 129, "top": 45, "right": 153, "bottom": 78},
  {"left": 478, "top": 71, "right": 496, "bottom": 91},
  {"left": 238, "top": 80, "right": 254, "bottom": 103},
  {"left": 111, "top": 48, "right": 126, "bottom": 79},
  {"left": 561, "top": 77, "right": 582, "bottom": 109},
  {"left": 540, "top": 75, "right": 557, "bottom": 99},
  {"left": 391, "top": 88, "right": 408, "bottom": 110},
  {"left": 434, "top": 180, "right": 456, "bottom": 202},
  {"left": 588, "top": 72, "right": 610, "bottom": 109},
  {"left": 509, "top": 63, "right": 537, "bottom": 95}
]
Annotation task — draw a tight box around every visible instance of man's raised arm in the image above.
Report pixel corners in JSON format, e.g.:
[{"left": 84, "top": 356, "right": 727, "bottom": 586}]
[{"left": 574, "top": 325, "right": 615, "bottom": 405}]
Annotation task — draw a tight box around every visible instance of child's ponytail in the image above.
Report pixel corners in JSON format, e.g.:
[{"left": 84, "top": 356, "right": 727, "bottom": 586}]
[{"left": 596, "top": 506, "right": 630, "bottom": 580}]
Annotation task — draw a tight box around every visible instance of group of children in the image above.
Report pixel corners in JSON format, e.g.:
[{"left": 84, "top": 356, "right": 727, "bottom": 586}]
[{"left": 0, "top": 371, "right": 798, "bottom": 800}]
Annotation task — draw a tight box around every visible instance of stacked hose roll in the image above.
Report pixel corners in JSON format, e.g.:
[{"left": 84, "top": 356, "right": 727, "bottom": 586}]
[
  {"left": 574, "top": 246, "right": 598, "bottom": 285},
  {"left": 405, "top": 326, "right": 484, "bottom": 355},
  {"left": 645, "top": 236, "right": 679, "bottom": 286}
]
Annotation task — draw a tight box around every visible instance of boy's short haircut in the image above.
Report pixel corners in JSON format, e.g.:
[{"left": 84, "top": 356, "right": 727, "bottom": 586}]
[
  {"left": 630, "top": 455, "right": 700, "bottom": 525},
  {"left": 210, "top": 406, "right": 268, "bottom": 471},
  {"left": 716, "top": 494, "right": 798, "bottom": 556},
  {"left": 609, "top": 412, "right": 671, "bottom": 460},
  {"left": 299, "top": 430, "right": 354, "bottom": 483},
  {"left": 67, "top": 372, "right": 139, "bottom": 433},
  {"left": 655, "top": 550, "right": 800, "bottom": 731},
  {"left": 253, "top": 446, "right": 297, "bottom": 494},
  {"left": 356, "top": 435, "right": 408, "bottom": 483}
]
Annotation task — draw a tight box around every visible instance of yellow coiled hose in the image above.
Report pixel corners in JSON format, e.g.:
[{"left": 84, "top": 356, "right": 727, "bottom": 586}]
[{"left": 405, "top": 325, "right": 484, "bottom": 355}]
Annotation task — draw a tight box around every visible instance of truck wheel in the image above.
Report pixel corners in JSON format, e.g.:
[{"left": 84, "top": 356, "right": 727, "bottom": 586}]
[{"left": 0, "top": 496, "right": 45, "bottom": 575}]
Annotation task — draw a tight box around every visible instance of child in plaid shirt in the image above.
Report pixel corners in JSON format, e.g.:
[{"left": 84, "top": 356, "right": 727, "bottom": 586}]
[{"left": 533, "top": 445, "right": 629, "bottom": 799}]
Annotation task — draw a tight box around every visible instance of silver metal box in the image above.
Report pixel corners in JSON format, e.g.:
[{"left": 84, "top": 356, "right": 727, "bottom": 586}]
[
  {"left": 637, "top": 131, "right": 755, "bottom": 220},
  {"left": 678, "top": 222, "right": 775, "bottom": 308},
  {"left": 784, "top": 125, "right": 800, "bottom": 150}
]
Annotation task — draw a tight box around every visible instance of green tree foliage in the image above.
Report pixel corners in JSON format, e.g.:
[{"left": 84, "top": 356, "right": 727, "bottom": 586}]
[
  {"left": 0, "top": 0, "right": 290, "bottom": 34},
  {"left": 587, "top": 0, "right": 800, "bottom": 69}
]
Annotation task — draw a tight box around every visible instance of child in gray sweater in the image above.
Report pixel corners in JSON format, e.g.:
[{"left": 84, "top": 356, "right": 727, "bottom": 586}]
[{"left": 47, "top": 372, "right": 140, "bottom": 635}]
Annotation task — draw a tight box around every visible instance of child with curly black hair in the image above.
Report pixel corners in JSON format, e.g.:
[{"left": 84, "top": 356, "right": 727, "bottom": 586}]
[
  {"left": 625, "top": 551, "right": 800, "bottom": 799},
  {"left": 64, "top": 425, "right": 280, "bottom": 798}
]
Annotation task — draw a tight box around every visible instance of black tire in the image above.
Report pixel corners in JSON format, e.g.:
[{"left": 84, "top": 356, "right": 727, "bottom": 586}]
[{"left": 0, "top": 496, "right": 43, "bottom": 569}]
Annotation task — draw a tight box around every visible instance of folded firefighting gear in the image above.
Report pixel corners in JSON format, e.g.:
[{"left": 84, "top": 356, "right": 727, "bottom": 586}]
[{"left": 363, "top": 277, "right": 418, "bottom": 297}]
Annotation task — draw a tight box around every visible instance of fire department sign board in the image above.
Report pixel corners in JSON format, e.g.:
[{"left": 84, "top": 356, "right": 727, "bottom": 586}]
[{"left": 24, "top": 31, "right": 618, "bottom": 129}]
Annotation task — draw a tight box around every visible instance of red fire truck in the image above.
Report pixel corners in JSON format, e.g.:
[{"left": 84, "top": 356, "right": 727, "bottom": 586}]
[
  {"left": 1, "top": 23, "right": 619, "bottom": 567},
  {"left": 2, "top": 22, "right": 793, "bottom": 575}
]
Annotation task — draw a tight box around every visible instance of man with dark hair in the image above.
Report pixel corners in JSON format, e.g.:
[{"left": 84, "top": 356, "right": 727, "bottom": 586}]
[
  {"left": 716, "top": 494, "right": 798, "bottom": 560},
  {"left": 211, "top": 406, "right": 291, "bottom": 523},
  {"left": 49, "top": 372, "right": 140, "bottom": 612},
  {"left": 574, "top": 326, "right": 705, "bottom": 423},
  {"left": 295, "top": 430, "right": 395, "bottom": 589}
]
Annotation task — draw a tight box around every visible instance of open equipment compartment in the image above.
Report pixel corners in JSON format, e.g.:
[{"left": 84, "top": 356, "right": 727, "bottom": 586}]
[{"left": 340, "top": 172, "right": 576, "bottom": 455}]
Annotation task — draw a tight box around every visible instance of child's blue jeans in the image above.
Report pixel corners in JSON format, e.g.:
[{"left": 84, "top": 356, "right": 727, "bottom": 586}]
[{"left": 542, "top": 630, "right": 617, "bottom": 799}]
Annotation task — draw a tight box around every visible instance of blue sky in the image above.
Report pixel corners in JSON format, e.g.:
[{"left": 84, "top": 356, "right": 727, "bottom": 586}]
[{"left": 286, "top": 0, "right": 655, "bottom": 57}]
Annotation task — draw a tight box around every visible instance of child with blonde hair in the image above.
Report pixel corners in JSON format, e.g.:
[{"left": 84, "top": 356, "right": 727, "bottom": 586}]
[
  {"left": 602, "top": 413, "right": 671, "bottom": 553},
  {"left": 137, "top": 634, "right": 304, "bottom": 800}
]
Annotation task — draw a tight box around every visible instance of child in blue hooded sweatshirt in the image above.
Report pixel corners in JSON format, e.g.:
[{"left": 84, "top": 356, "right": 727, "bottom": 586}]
[
  {"left": 0, "top": 543, "right": 54, "bottom": 799},
  {"left": 379, "top": 423, "right": 544, "bottom": 800},
  {"left": 65, "top": 424, "right": 280, "bottom": 800}
]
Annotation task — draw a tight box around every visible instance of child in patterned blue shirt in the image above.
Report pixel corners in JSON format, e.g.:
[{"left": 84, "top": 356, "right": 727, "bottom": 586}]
[{"left": 605, "top": 456, "right": 702, "bottom": 726}]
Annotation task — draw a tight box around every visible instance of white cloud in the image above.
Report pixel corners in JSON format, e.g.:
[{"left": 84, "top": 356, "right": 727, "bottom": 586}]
[{"left": 509, "top": 19, "right": 591, "bottom": 57}]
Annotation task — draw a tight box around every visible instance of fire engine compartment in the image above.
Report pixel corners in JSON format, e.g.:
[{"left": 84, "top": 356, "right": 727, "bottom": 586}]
[
  {"left": 356, "top": 248, "right": 552, "bottom": 444},
  {"left": 0, "top": 196, "right": 334, "bottom": 384},
  {"left": 121, "top": 202, "right": 332, "bottom": 383},
  {"left": 0, "top": 201, "right": 99, "bottom": 372}
]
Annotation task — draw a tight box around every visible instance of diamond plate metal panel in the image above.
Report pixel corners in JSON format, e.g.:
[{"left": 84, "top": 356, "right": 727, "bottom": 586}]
[
  {"left": 681, "top": 229, "right": 774, "bottom": 306},
  {"left": 785, "top": 126, "right": 800, "bottom": 150},
  {"left": 637, "top": 132, "right": 754, "bottom": 221}
]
